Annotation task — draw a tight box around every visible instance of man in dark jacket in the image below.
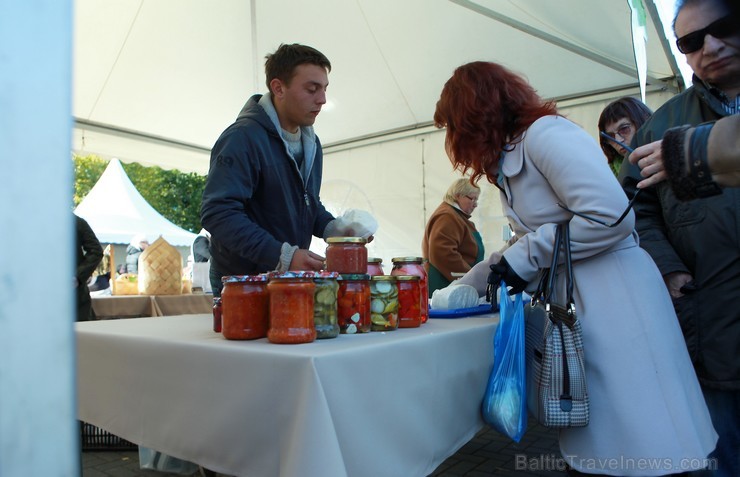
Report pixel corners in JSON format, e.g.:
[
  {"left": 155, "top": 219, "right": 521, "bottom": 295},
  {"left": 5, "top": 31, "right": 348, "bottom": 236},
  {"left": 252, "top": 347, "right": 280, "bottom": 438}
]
[
  {"left": 75, "top": 214, "right": 103, "bottom": 321},
  {"left": 201, "top": 43, "right": 347, "bottom": 295},
  {"left": 620, "top": 1, "right": 739, "bottom": 474}
]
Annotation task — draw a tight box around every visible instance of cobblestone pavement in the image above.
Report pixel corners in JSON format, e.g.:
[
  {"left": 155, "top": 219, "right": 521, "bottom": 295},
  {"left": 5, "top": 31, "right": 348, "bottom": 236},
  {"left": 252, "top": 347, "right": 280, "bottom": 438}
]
[{"left": 82, "top": 421, "right": 565, "bottom": 477}]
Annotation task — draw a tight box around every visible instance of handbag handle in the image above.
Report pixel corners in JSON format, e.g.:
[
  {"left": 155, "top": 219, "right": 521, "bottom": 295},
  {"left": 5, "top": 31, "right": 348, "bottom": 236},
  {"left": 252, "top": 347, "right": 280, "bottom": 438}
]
[{"left": 533, "top": 223, "right": 576, "bottom": 317}]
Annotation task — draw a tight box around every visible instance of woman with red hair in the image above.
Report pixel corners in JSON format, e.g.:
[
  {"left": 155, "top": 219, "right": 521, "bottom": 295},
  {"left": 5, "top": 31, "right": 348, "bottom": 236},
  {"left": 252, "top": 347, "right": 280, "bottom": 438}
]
[{"left": 436, "top": 62, "right": 716, "bottom": 476}]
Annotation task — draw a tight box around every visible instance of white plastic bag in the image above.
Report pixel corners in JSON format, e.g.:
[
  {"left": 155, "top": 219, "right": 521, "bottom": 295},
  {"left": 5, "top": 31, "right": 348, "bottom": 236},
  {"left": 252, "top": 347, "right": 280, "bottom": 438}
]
[
  {"left": 333, "top": 209, "right": 378, "bottom": 239},
  {"left": 430, "top": 284, "right": 479, "bottom": 310}
]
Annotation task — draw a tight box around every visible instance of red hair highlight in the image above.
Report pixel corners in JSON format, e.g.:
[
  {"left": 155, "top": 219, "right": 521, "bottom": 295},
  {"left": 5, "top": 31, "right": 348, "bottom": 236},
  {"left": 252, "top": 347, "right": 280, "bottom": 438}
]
[{"left": 434, "top": 62, "right": 557, "bottom": 185}]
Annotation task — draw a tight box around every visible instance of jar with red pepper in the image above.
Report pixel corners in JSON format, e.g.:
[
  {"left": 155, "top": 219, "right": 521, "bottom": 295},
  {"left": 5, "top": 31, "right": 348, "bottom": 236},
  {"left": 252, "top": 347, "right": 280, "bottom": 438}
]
[
  {"left": 337, "top": 274, "right": 371, "bottom": 334},
  {"left": 367, "top": 257, "right": 385, "bottom": 276},
  {"left": 396, "top": 275, "right": 422, "bottom": 328},
  {"left": 390, "top": 257, "right": 429, "bottom": 323}
]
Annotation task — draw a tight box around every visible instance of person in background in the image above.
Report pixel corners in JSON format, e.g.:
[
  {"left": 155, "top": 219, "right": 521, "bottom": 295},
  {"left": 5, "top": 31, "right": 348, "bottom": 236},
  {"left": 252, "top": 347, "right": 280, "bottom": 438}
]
[
  {"left": 629, "top": 114, "right": 740, "bottom": 193},
  {"left": 201, "top": 43, "right": 354, "bottom": 296},
  {"left": 88, "top": 244, "right": 111, "bottom": 292},
  {"left": 125, "top": 234, "right": 149, "bottom": 274},
  {"left": 75, "top": 214, "right": 103, "bottom": 321},
  {"left": 620, "top": 1, "right": 739, "bottom": 474},
  {"left": 597, "top": 96, "right": 652, "bottom": 176},
  {"left": 435, "top": 61, "right": 716, "bottom": 476},
  {"left": 192, "top": 228, "right": 211, "bottom": 263},
  {"left": 422, "top": 178, "right": 485, "bottom": 296}
]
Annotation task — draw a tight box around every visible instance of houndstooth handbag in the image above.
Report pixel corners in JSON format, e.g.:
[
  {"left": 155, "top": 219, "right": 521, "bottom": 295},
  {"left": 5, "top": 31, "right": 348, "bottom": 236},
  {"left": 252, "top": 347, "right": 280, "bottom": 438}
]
[{"left": 525, "top": 223, "right": 589, "bottom": 428}]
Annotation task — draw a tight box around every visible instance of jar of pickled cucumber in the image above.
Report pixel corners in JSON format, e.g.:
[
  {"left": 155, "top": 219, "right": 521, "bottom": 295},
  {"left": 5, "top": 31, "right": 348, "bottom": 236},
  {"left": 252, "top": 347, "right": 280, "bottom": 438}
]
[
  {"left": 221, "top": 275, "right": 269, "bottom": 340},
  {"left": 396, "top": 275, "right": 422, "bottom": 328},
  {"left": 370, "top": 275, "right": 398, "bottom": 331},
  {"left": 267, "top": 272, "right": 316, "bottom": 344},
  {"left": 325, "top": 237, "right": 368, "bottom": 274},
  {"left": 313, "top": 271, "right": 340, "bottom": 339},
  {"left": 391, "top": 257, "right": 429, "bottom": 323},
  {"left": 337, "top": 274, "right": 371, "bottom": 334},
  {"left": 367, "top": 257, "right": 385, "bottom": 276}
]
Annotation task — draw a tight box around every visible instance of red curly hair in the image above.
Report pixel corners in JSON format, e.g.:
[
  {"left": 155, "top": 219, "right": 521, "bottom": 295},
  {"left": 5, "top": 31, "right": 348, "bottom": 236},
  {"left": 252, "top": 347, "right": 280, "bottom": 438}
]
[{"left": 434, "top": 62, "right": 558, "bottom": 185}]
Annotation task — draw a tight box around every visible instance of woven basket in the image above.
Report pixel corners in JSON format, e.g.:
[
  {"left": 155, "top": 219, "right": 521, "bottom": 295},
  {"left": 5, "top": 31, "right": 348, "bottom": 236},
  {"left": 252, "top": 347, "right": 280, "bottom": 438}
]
[{"left": 138, "top": 237, "right": 183, "bottom": 295}]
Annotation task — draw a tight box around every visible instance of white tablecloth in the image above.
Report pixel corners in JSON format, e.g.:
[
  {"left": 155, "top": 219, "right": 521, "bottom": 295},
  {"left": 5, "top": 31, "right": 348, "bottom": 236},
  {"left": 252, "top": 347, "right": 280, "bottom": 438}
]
[{"left": 76, "top": 313, "right": 498, "bottom": 477}]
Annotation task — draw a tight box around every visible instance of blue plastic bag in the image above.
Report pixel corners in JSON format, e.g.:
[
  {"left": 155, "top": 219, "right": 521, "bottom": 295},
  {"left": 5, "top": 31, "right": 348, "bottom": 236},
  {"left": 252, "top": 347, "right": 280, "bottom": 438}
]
[{"left": 481, "top": 280, "right": 527, "bottom": 442}]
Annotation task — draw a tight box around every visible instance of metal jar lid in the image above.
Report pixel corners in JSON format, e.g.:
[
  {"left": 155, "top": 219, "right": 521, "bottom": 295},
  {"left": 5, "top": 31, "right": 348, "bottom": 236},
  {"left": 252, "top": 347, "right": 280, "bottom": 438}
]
[
  {"left": 338, "top": 273, "right": 370, "bottom": 281},
  {"left": 394, "top": 275, "right": 420, "bottom": 281},
  {"left": 368, "top": 257, "right": 383, "bottom": 263},
  {"left": 326, "top": 237, "right": 367, "bottom": 244},
  {"left": 391, "top": 256, "right": 423, "bottom": 264},
  {"left": 222, "top": 274, "right": 268, "bottom": 283}
]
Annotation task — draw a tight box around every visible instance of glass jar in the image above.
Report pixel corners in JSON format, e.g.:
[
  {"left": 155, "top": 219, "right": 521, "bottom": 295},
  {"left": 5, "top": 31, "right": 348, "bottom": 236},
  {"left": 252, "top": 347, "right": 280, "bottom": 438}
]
[
  {"left": 337, "top": 274, "right": 371, "bottom": 334},
  {"left": 221, "top": 275, "right": 269, "bottom": 340},
  {"left": 212, "top": 296, "right": 222, "bottom": 333},
  {"left": 370, "top": 275, "right": 398, "bottom": 331},
  {"left": 396, "top": 275, "right": 422, "bottom": 328},
  {"left": 391, "top": 257, "right": 429, "bottom": 323},
  {"left": 313, "top": 271, "right": 340, "bottom": 339},
  {"left": 325, "top": 237, "right": 368, "bottom": 274},
  {"left": 367, "top": 257, "right": 385, "bottom": 276},
  {"left": 267, "top": 273, "right": 316, "bottom": 344}
]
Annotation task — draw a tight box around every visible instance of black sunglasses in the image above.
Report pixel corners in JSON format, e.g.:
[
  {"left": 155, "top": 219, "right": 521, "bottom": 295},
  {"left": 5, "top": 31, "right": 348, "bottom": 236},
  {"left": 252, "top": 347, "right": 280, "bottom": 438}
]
[
  {"left": 556, "top": 132, "right": 641, "bottom": 228},
  {"left": 676, "top": 14, "right": 737, "bottom": 54}
]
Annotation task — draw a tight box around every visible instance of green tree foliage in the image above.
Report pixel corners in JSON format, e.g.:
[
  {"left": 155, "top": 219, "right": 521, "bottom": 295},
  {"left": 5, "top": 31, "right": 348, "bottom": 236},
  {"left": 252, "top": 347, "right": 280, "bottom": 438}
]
[{"left": 73, "top": 154, "right": 206, "bottom": 233}]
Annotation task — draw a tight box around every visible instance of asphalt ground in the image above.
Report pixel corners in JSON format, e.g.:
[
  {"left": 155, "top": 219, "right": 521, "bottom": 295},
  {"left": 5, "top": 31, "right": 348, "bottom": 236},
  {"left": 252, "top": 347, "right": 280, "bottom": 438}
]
[{"left": 81, "top": 420, "right": 565, "bottom": 477}]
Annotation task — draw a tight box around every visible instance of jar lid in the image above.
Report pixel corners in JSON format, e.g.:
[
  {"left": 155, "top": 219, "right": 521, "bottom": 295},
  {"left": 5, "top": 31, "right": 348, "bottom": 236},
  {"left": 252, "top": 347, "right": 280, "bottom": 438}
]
[
  {"left": 371, "top": 275, "right": 397, "bottom": 281},
  {"left": 221, "top": 274, "right": 268, "bottom": 283},
  {"left": 368, "top": 257, "right": 383, "bottom": 263},
  {"left": 391, "top": 256, "right": 424, "bottom": 263},
  {"left": 326, "top": 237, "right": 367, "bottom": 244},
  {"left": 338, "top": 273, "right": 370, "bottom": 281},
  {"left": 314, "top": 271, "right": 340, "bottom": 279},
  {"left": 270, "top": 271, "right": 317, "bottom": 280},
  {"left": 394, "top": 275, "right": 420, "bottom": 281}
]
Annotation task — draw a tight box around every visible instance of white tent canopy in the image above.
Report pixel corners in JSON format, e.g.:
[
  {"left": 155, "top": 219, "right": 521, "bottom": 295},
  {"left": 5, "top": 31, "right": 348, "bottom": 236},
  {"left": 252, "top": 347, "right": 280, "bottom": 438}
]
[
  {"left": 72, "top": 0, "right": 683, "bottom": 175},
  {"left": 74, "top": 158, "right": 197, "bottom": 247}
]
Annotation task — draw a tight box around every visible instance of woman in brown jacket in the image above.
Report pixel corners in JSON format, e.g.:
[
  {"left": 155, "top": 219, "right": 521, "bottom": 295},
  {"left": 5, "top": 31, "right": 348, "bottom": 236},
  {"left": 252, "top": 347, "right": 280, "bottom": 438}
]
[{"left": 422, "top": 178, "right": 485, "bottom": 297}]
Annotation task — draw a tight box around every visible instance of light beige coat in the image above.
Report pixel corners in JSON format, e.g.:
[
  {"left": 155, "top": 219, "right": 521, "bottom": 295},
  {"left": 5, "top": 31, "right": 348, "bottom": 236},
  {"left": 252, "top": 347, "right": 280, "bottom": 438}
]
[{"left": 458, "top": 116, "right": 716, "bottom": 475}]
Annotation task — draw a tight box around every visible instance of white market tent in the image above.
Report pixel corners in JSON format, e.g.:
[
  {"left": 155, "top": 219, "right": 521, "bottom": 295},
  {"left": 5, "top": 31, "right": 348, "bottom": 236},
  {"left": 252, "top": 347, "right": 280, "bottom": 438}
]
[
  {"left": 74, "top": 158, "right": 197, "bottom": 247},
  {"left": 72, "top": 0, "right": 684, "bottom": 265}
]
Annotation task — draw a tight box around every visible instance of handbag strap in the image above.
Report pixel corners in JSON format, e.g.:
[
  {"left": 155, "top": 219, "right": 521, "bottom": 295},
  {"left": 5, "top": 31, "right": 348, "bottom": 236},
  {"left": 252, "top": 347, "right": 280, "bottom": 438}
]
[{"left": 562, "top": 222, "right": 575, "bottom": 314}]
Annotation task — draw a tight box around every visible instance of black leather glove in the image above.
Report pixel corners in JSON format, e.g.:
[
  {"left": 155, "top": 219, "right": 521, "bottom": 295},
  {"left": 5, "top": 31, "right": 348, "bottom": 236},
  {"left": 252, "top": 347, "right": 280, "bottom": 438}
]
[{"left": 485, "top": 257, "right": 528, "bottom": 307}]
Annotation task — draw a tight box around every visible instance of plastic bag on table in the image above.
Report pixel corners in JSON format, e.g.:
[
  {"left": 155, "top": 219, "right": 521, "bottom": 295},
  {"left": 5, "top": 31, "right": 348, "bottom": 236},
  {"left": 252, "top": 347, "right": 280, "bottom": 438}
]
[{"left": 481, "top": 279, "right": 527, "bottom": 442}]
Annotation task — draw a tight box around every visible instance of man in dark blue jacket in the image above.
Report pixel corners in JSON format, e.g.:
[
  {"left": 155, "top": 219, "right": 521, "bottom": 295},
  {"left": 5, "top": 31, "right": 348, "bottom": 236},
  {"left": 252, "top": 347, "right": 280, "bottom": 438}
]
[{"left": 201, "top": 43, "right": 346, "bottom": 295}]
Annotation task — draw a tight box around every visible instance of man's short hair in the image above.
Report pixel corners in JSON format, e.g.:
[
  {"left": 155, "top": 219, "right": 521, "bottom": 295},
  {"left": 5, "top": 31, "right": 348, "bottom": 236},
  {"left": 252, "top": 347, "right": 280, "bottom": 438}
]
[
  {"left": 672, "top": 0, "right": 737, "bottom": 35},
  {"left": 264, "top": 43, "right": 331, "bottom": 91}
]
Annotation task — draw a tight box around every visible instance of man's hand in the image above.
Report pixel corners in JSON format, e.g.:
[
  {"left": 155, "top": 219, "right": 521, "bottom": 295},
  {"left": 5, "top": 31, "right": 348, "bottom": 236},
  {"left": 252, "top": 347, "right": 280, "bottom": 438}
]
[
  {"left": 629, "top": 140, "right": 667, "bottom": 189},
  {"left": 290, "top": 249, "right": 325, "bottom": 271},
  {"left": 664, "top": 271, "right": 693, "bottom": 299}
]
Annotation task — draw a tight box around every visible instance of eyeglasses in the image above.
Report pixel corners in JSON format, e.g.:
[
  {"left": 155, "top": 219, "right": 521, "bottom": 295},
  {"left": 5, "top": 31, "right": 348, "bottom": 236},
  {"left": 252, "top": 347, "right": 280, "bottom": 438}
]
[
  {"left": 605, "top": 123, "right": 633, "bottom": 141},
  {"left": 676, "top": 14, "right": 737, "bottom": 54},
  {"left": 557, "top": 132, "right": 642, "bottom": 228}
]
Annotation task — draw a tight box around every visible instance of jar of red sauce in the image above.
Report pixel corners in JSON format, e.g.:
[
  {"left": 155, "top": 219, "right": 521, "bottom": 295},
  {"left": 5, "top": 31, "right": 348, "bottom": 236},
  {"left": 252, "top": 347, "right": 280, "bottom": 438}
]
[
  {"left": 396, "top": 275, "right": 422, "bottom": 328},
  {"left": 212, "top": 296, "right": 222, "bottom": 333},
  {"left": 337, "top": 274, "right": 371, "bottom": 334},
  {"left": 391, "top": 257, "right": 429, "bottom": 323},
  {"left": 370, "top": 275, "right": 398, "bottom": 331},
  {"left": 325, "top": 237, "right": 368, "bottom": 274},
  {"left": 221, "top": 275, "right": 269, "bottom": 340},
  {"left": 267, "top": 272, "right": 316, "bottom": 344},
  {"left": 313, "top": 271, "right": 340, "bottom": 339},
  {"left": 367, "top": 257, "right": 385, "bottom": 276}
]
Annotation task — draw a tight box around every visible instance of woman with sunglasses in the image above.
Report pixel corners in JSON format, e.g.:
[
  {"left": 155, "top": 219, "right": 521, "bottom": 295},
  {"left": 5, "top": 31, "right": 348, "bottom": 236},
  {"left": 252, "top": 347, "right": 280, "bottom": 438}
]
[
  {"left": 437, "top": 61, "right": 716, "bottom": 476},
  {"left": 597, "top": 97, "right": 653, "bottom": 176},
  {"left": 422, "top": 177, "right": 485, "bottom": 296}
]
